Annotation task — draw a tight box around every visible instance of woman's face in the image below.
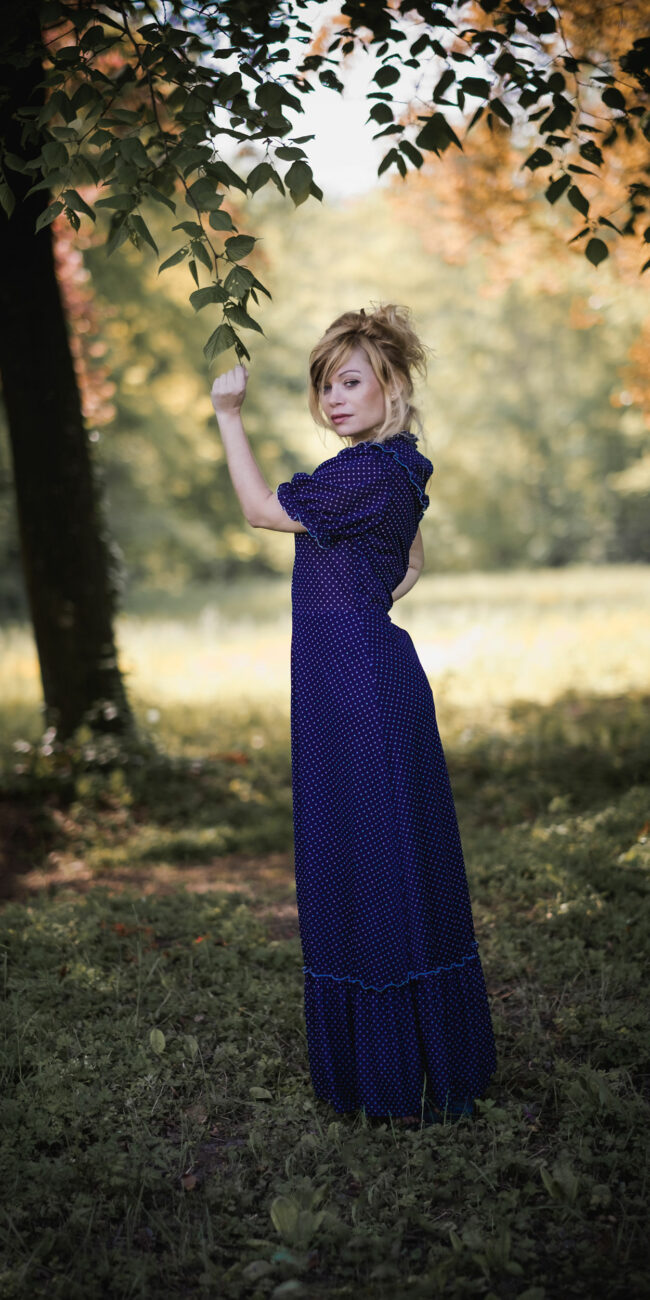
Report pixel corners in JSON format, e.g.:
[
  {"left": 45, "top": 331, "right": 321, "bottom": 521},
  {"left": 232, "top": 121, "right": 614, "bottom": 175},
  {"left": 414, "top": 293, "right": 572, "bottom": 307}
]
[{"left": 320, "top": 345, "right": 387, "bottom": 444}]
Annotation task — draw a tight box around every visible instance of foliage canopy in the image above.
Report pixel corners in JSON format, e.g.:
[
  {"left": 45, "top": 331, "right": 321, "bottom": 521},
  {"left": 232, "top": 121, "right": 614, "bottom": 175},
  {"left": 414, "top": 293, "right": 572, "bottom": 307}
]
[{"left": 1, "top": 1, "right": 649, "bottom": 361}]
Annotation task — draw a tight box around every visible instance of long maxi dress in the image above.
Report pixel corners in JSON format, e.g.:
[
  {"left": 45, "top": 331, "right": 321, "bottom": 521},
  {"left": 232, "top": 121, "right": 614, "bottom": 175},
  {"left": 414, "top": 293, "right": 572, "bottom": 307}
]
[{"left": 276, "top": 430, "right": 496, "bottom": 1118}]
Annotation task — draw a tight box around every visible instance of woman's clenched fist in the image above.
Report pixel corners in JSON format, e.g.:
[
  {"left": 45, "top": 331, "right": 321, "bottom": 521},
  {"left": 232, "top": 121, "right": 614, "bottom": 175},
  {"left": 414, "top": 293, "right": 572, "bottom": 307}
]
[{"left": 211, "top": 363, "right": 249, "bottom": 416}]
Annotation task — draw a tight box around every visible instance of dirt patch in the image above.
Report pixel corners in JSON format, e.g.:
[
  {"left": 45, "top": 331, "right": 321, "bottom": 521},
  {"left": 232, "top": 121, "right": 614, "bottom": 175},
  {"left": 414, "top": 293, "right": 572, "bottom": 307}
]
[{"left": 0, "top": 848, "right": 300, "bottom": 939}]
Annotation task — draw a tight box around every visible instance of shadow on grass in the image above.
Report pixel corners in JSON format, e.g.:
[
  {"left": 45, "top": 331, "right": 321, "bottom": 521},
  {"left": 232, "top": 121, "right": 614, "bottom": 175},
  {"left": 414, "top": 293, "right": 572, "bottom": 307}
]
[{"left": 1, "top": 687, "right": 648, "bottom": 902}]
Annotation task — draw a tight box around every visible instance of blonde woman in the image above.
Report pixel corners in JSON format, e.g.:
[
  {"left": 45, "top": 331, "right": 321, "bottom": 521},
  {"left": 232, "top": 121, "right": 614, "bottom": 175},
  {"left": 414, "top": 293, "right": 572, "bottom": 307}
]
[{"left": 211, "top": 305, "right": 496, "bottom": 1126}]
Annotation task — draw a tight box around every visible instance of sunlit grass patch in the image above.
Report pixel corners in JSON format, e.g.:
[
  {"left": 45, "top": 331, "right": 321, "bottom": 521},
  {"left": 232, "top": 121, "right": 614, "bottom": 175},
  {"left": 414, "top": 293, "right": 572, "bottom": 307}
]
[{"left": 2, "top": 566, "right": 649, "bottom": 720}]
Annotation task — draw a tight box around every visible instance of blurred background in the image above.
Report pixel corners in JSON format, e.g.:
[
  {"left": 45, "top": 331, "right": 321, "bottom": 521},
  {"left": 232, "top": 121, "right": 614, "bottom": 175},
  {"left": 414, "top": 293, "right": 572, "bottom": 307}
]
[{"left": 1, "top": 159, "right": 649, "bottom": 739}]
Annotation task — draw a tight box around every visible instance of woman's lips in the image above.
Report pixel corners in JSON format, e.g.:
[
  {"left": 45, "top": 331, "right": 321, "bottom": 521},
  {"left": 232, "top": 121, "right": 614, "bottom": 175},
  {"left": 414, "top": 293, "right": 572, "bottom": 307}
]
[{"left": 332, "top": 415, "right": 350, "bottom": 423}]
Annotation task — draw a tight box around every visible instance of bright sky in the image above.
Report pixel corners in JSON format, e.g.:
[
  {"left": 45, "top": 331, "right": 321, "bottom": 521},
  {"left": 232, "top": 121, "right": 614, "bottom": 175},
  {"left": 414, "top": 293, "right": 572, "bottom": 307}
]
[
  {"left": 283, "top": 0, "right": 386, "bottom": 199},
  {"left": 210, "top": 1, "right": 434, "bottom": 201},
  {"left": 297, "top": 72, "right": 387, "bottom": 200}
]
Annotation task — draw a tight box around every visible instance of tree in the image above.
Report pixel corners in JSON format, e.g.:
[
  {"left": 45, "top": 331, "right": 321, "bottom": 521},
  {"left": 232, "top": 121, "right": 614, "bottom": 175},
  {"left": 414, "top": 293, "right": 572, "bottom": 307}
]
[
  {"left": 0, "top": 0, "right": 648, "bottom": 737},
  {"left": 0, "top": 2, "right": 133, "bottom": 741}
]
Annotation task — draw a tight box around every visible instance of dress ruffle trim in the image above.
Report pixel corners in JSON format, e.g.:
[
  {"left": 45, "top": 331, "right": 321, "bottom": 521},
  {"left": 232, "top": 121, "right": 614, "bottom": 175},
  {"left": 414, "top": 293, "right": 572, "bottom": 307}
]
[
  {"left": 303, "top": 945, "right": 496, "bottom": 1115},
  {"left": 275, "top": 482, "right": 331, "bottom": 549},
  {"left": 363, "top": 435, "right": 432, "bottom": 521},
  {"left": 303, "top": 940, "right": 479, "bottom": 992}
]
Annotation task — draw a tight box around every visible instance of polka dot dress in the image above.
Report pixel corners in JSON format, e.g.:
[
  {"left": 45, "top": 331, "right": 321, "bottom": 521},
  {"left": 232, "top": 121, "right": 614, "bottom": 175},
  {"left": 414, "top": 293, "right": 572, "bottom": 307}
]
[{"left": 276, "top": 431, "right": 496, "bottom": 1118}]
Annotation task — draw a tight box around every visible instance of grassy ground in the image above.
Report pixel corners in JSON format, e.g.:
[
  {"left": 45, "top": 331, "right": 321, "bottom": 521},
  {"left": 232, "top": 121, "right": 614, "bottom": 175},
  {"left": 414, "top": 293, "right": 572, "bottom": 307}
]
[{"left": 1, "top": 566, "right": 649, "bottom": 1299}]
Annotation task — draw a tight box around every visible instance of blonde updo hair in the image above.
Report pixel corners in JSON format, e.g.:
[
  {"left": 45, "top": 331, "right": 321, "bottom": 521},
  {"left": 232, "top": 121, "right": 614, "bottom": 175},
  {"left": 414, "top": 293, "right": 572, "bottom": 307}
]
[{"left": 308, "top": 303, "right": 430, "bottom": 446}]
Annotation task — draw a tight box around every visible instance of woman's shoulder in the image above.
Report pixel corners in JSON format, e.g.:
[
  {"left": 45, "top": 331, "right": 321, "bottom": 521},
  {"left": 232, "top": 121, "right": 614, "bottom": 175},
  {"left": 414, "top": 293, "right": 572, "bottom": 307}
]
[
  {"left": 311, "top": 432, "right": 432, "bottom": 518},
  {"left": 354, "top": 432, "right": 434, "bottom": 492}
]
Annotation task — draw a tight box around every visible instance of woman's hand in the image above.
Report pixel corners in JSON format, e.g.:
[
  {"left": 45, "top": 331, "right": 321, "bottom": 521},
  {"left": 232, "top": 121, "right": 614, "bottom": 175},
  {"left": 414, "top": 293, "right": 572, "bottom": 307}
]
[{"left": 211, "top": 363, "right": 249, "bottom": 417}]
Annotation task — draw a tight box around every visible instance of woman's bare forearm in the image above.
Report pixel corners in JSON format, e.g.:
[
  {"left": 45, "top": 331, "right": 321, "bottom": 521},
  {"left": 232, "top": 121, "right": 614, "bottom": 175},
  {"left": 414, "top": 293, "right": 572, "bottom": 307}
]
[
  {"left": 213, "top": 408, "right": 274, "bottom": 526},
  {"left": 391, "top": 565, "right": 422, "bottom": 602}
]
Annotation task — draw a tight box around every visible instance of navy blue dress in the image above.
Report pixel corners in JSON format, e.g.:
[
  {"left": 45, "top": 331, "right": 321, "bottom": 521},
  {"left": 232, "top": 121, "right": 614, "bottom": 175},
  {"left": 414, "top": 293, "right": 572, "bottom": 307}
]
[{"left": 277, "top": 430, "right": 496, "bottom": 1117}]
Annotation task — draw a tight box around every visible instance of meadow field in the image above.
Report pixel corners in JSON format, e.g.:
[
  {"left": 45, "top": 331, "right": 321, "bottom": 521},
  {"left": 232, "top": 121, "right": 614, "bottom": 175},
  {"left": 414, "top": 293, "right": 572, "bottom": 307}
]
[{"left": 1, "top": 564, "right": 649, "bottom": 1299}]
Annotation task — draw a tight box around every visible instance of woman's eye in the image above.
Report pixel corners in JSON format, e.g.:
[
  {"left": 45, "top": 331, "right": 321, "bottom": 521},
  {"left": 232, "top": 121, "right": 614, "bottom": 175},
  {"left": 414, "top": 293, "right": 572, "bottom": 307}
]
[{"left": 344, "top": 380, "right": 359, "bottom": 388}]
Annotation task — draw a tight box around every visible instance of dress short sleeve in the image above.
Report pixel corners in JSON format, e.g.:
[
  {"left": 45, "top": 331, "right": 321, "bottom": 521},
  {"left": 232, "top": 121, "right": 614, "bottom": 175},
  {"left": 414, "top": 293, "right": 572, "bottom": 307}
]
[{"left": 276, "top": 446, "right": 407, "bottom": 549}]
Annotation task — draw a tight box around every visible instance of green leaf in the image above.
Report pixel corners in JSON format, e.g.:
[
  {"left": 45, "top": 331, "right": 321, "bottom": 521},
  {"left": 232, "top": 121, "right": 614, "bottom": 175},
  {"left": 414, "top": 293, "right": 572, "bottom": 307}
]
[
  {"left": 270, "top": 1195, "right": 299, "bottom": 1241},
  {"left": 224, "top": 265, "right": 254, "bottom": 299},
  {"left": 223, "top": 265, "right": 271, "bottom": 301},
  {"left": 378, "top": 148, "right": 400, "bottom": 177},
  {"left": 2, "top": 152, "right": 29, "bottom": 175},
  {"left": 461, "top": 77, "right": 491, "bottom": 97},
  {"left": 225, "top": 234, "right": 256, "bottom": 262},
  {"left": 149, "top": 1028, "right": 166, "bottom": 1054},
  {"left": 491, "top": 98, "right": 513, "bottom": 126},
  {"left": 71, "top": 82, "right": 101, "bottom": 113},
  {"left": 187, "top": 177, "right": 223, "bottom": 211},
  {"left": 524, "top": 147, "right": 553, "bottom": 171},
  {"left": 579, "top": 140, "right": 604, "bottom": 167},
  {"left": 62, "top": 189, "right": 96, "bottom": 220},
  {"left": 191, "top": 240, "right": 213, "bottom": 272},
  {"left": 189, "top": 284, "right": 229, "bottom": 311},
  {"left": 400, "top": 140, "right": 424, "bottom": 168},
  {"left": 0, "top": 173, "right": 15, "bottom": 218},
  {"left": 249, "top": 1085, "right": 273, "bottom": 1099},
  {"left": 432, "top": 68, "right": 455, "bottom": 102},
  {"left": 172, "top": 221, "right": 204, "bottom": 238},
  {"left": 208, "top": 209, "right": 235, "bottom": 231},
  {"left": 108, "top": 108, "right": 142, "bottom": 124},
  {"left": 142, "top": 184, "right": 176, "bottom": 213},
  {"left": 35, "top": 200, "right": 64, "bottom": 232},
  {"left": 285, "top": 160, "right": 313, "bottom": 206},
  {"left": 545, "top": 173, "right": 571, "bottom": 203},
  {"left": 158, "top": 245, "right": 188, "bottom": 273},
  {"left": 80, "top": 24, "right": 108, "bottom": 51},
  {"left": 80, "top": 156, "right": 100, "bottom": 185},
  {"left": 95, "top": 193, "right": 136, "bottom": 210},
  {"left": 256, "top": 81, "right": 284, "bottom": 110},
  {"left": 131, "top": 213, "right": 158, "bottom": 255},
  {"left": 105, "top": 215, "right": 130, "bottom": 257},
  {"left": 598, "top": 215, "right": 622, "bottom": 233},
  {"left": 203, "top": 323, "right": 237, "bottom": 363},
  {"left": 247, "top": 162, "right": 274, "bottom": 192},
  {"left": 568, "top": 225, "right": 590, "bottom": 244},
  {"left": 568, "top": 184, "right": 590, "bottom": 216},
  {"left": 188, "top": 258, "right": 199, "bottom": 288},
  {"left": 411, "top": 33, "right": 430, "bottom": 58},
  {"left": 226, "top": 304, "right": 264, "bottom": 334},
  {"left": 369, "top": 103, "right": 394, "bottom": 125},
  {"left": 209, "top": 161, "right": 248, "bottom": 194},
  {"left": 184, "top": 1034, "right": 199, "bottom": 1060},
  {"left": 374, "top": 65, "right": 400, "bottom": 88},
  {"left": 25, "top": 172, "right": 67, "bottom": 198},
  {"left": 415, "top": 112, "right": 463, "bottom": 155},
  {"left": 42, "top": 140, "right": 69, "bottom": 169},
  {"left": 602, "top": 86, "right": 626, "bottom": 111},
  {"left": 585, "top": 237, "right": 608, "bottom": 266}
]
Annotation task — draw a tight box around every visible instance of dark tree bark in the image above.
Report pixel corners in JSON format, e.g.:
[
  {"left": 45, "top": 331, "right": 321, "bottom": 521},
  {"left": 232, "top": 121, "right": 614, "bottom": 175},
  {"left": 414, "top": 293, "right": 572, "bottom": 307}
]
[{"left": 0, "top": 2, "right": 134, "bottom": 740}]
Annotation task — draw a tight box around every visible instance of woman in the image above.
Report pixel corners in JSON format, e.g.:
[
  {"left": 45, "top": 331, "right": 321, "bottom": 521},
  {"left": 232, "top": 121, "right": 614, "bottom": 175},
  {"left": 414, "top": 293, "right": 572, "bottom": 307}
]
[{"left": 210, "top": 304, "right": 496, "bottom": 1126}]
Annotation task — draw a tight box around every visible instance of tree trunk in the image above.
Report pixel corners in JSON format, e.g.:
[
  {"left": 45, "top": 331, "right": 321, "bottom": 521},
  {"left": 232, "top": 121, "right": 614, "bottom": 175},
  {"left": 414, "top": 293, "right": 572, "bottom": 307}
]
[{"left": 0, "top": 3, "right": 134, "bottom": 740}]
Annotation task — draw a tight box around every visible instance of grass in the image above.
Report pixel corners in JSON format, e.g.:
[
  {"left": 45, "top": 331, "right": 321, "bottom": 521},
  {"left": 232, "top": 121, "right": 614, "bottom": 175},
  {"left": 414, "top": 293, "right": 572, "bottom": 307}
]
[{"left": 0, "top": 565, "right": 649, "bottom": 1298}]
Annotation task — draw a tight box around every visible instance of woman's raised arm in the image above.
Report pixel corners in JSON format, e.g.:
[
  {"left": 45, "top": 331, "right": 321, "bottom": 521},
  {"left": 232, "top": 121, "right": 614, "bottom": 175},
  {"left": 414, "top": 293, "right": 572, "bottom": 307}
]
[{"left": 211, "top": 364, "right": 307, "bottom": 534}]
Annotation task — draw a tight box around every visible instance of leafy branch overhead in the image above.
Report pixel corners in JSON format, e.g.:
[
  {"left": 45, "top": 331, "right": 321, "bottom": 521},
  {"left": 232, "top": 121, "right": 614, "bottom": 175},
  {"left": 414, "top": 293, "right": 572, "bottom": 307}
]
[{"left": 1, "top": 1, "right": 648, "bottom": 364}]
